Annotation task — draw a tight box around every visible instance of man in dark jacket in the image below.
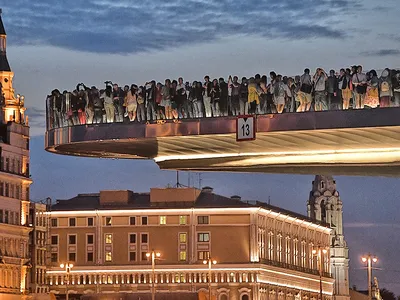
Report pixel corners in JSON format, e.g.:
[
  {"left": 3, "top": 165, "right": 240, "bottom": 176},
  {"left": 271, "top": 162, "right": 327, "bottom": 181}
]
[
  {"left": 145, "top": 80, "right": 157, "bottom": 121},
  {"left": 219, "top": 78, "right": 228, "bottom": 116},
  {"left": 327, "top": 70, "right": 340, "bottom": 110}
]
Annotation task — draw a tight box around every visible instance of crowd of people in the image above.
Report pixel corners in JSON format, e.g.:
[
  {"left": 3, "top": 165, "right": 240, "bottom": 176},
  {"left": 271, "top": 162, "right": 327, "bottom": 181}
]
[{"left": 45, "top": 66, "right": 400, "bottom": 129}]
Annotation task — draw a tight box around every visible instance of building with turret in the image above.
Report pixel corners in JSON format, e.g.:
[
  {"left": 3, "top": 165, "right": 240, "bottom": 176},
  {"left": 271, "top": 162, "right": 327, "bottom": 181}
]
[
  {"left": 0, "top": 9, "right": 34, "bottom": 300},
  {"left": 308, "top": 175, "right": 350, "bottom": 300}
]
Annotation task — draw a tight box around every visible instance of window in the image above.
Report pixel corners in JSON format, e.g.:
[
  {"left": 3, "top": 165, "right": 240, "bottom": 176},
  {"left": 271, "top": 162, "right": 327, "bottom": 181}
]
[
  {"left": 141, "top": 233, "right": 148, "bottom": 243},
  {"left": 5, "top": 183, "right": 9, "bottom": 197},
  {"left": 285, "top": 237, "right": 291, "bottom": 264},
  {"left": 159, "top": 216, "right": 166, "bottom": 225},
  {"left": 105, "top": 217, "right": 112, "bottom": 226},
  {"left": 69, "top": 218, "right": 76, "bottom": 227},
  {"left": 105, "top": 234, "right": 112, "bottom": 244},
  {"left": 179, "top": 233, "right": 187, "bottom": 243},
  {"left": 179, "top": 251, "right": 187, "bottom": 261},
  {"left": 51, "top": 218, "right": 57, "bottom": 227},
  {"left": 129, "top": 234, "right": 136, "bottom": 244},
  {"left": 301, "top": 241, "right": 307, "bottom": 267},
  {"left": 87, "top": 252, "right": 94, "bottom": 262},
  {"left": 87, "top": 234, "right": 94, "bottom": 244},
  {"left": 141, "top": 252, "right": 148, "bottom": 261},
  {"left": 0, "top": 209, "right": 3, "bottom": 223},
  {"left": 130, "top": 216, "right": 136, "bottom": 225},
  {"left": 129, "top": 252, "right": 136, "bottom": 261},
  {"left": 51, "top": 235, "right": 58, "bottom": 245},
  {"left": 51, "top": 253, "right": 58, "bottom": 263},
  {"left": 68, "top": 235, "right": 76, "bottom": 245},
  {"left": 141, "top": 216, "right": 148, "bottom": 225},
  {"left": 197, "top": 251, "right": 209, "bottom": 260},
  {"left": 15, "top": 185, "right": 20, "bottom": 200},
  {"left": 179, "top": 215, "right": 187, "bottom": 225},
  {"left": 198, "top": 232, "right": 210, "bottom": 242},
  {"left": 69, "top": 252, "right": 76, "bottom": 262},
  {"left": 105, "top": 251, "right": 112, "bottom": 262},
  {"left": 87, "top": 217, "right": 94, "bottom": 226},
  {"left": 197, "top": 216, "right": 209, "bottom": 224},
  {"left": 277, "top": 235, "right": 282, "bottom": 262}
]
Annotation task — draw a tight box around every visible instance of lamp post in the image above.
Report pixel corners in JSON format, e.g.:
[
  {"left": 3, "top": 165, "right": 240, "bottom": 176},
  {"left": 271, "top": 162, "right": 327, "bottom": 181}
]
[
  {"left": 60, "top": 263, "right": 73, "bottom": 300},
  {"left": 361, "top": 254, "right": 378, "bottom": 300},
  {"left": 203, "top": 258, "right": 217, "bottom": 300},
  {"left": 146, "top": 250, "right": 161, "bottom": 300},
  {"left": 312, "top": 246, "right": 328, "bottom": 300}
]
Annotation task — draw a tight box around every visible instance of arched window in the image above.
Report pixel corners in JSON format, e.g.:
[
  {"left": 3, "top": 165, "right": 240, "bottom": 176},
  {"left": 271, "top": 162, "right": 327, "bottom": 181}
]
[
  {"left": 321, "top": 200, "right": 326, "bottom": 222},
  {"left": 241, "top": 295, "right": 250, "bottom": 300},
  {"left": 220, "top": 295, "right": 228, "bottom": 300}
]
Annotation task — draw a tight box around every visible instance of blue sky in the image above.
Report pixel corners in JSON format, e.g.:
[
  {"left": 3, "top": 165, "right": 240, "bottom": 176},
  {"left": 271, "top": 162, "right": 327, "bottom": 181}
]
[{"left": 2, "top": 0, "right": 400, "bottom": 294}]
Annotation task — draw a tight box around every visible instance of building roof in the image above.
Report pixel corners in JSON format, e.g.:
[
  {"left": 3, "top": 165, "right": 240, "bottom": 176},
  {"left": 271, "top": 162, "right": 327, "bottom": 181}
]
[
  {"left": 0, "top": 54, "right": 10, "bottom": 72},
  {"left": 52, "top": 187, "right": 329, "bottom": 227}
]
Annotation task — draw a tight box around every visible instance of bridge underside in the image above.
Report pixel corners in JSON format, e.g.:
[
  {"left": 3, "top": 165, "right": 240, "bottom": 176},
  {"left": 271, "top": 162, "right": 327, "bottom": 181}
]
[{"left": 45, "top": 108, "right": 400, "bottom": 177}]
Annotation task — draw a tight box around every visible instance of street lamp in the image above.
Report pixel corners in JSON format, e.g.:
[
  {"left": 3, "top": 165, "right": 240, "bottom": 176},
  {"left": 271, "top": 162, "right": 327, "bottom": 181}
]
[
  {"left": 312, "top": 246, "right": 328, "bottom": 300},
  {"left": 361, "top": 254, "right": 378, "bottom": 300},
  {"left": 60, "top": 263, "right": 73, "bottom": 300},
  {"left": 146, "top": 250, "right": 161, "bottom": 300},
  {"left": 203, "top": 258, "right": 217, "bottom": 300}
]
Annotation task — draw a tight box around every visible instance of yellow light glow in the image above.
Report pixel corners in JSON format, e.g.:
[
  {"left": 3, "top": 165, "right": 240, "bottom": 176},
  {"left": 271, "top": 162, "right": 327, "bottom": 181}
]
[
  {"left": 60, "top": 264, "right": 65, "bottom": 268},
  {"left": 146, "top": 253, "right": 150, "bottom": 258},
  {"left": 322, "top": 249, "right": 328, "bottom": 254},
  {"left": 203, "top": 260, "right": 207, "bottom": 265},
  {"left": 312, "top": 250, "right": 317, "bottom": 255},
  {"left": 156, "top": 252, "right": 161, "bottom": 258},
  {"left": 212, "top": 260, "right": 217, "bottom": 265},
  {"left": 372, "top": 257, "right": 378, "bottom": 263},
  {"left": 361, "top": 257, "right": 367, "bottom": 263}
]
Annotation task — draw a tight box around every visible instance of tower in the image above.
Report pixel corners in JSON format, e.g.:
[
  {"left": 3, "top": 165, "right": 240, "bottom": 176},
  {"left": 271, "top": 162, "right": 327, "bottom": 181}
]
[
  {"left": 307, "top": 175, "right": 350, "bottom": 300},
  {"left": 0, "top": 9, "right": 33, "bottom": 297},
  {"left": 0, "top": 8, "right": 26, "bottom": 124}
]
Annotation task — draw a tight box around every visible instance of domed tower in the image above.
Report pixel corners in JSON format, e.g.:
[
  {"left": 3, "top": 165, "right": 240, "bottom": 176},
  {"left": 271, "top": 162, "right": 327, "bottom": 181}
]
[
  {"left": 0, "top": 9, "right": 26, "bottom": 124},
  {"left": 307, "top": 175, "right": 350, "bottom": 300}
]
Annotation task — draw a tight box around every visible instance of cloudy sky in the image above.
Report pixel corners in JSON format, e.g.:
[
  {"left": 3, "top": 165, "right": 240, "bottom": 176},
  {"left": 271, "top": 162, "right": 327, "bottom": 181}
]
[{"left": 2, "top": 0, "right": 400, "bottom": 294}]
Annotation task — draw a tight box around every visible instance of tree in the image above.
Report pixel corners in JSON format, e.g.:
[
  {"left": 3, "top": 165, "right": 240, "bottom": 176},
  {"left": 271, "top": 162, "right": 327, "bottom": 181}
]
[{"left": 380, "top": 288, "right": 396, "bottom": 300}]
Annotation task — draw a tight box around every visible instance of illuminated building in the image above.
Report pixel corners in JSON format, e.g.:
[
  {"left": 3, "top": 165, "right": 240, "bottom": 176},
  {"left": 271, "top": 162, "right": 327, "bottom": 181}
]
[
  {"left": 46, "top": 187, "right": 334, "bottom": 300},
  {"left": 0, "top": 9, "right": 33, "bottom": 299}
]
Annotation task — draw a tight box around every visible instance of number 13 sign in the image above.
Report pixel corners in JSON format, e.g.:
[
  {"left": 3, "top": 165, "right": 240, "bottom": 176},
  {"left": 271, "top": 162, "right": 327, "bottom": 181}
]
[{"left": 236, "top": 115, "right": 256, "bottom": 142}]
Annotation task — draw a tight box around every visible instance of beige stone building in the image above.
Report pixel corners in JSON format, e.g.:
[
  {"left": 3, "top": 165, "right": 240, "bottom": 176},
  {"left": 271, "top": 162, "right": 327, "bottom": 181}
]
[
  {"left": 47, "top": 187, "right": 334, "bottom": 300},
  {"left": 0, "top": 9, "right": 34, "bottom": 300}
]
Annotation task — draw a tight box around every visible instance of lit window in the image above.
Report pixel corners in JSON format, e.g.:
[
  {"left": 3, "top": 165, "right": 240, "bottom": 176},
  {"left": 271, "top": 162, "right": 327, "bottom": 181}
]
[
  {"left": 141, "top": 216, "right": 148, "bottom": 225},
  {"left": 198, "top": 233, "right": 210, "bottom": 242},
  {"left": 179, "top": 251, "right": 187, "bottom": 261},
  {"left": 179, "top": 216, "right": 187, "bottom": 225},
  {"left": 105, "top": 217, "right": 112, "bottom": 226},
  {"left": 197, "top": 216, "right": 209, "bottom": 224},
  {"left": 159, "top": 216, "right": 166, "bottom": 225},
  {"left": 197, "top": 251, "right": 209, "bottom": 260},
  {"left": 87, "top": 217, "right": 94, "bottom": 226},
  {"left": 179, "top": 233, "right": 187, "bottom": 243},
  {"left": 105, "top": 234, "right": 112, "bottom": 244},
  {"left": 105, "top": 252, "right": 112, "bottom": 262},
  {"left": 69, "top": 218, "right": 76, "bottom": 227},
  {"left": 130, "top": 217, "right": 136, "bottom": 225}
]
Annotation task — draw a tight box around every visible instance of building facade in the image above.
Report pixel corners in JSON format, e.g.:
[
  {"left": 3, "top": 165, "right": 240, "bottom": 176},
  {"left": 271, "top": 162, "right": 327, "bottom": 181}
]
[
  {"left": 0, "top": 10, "right": 33, "bottom": 300},
  {"left": 307, "top": 176, "right": 350, "bottom": 300},
  {"left": 46, "top": 187, "right": 334, "bottom": 300}
]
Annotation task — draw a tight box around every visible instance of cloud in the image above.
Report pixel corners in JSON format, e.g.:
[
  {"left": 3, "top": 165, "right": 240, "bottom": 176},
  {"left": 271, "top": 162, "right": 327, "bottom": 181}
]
[
  {"left": 345, "top": 222, "right": 400, "bottom": 228},
  {"left": 361, "top": 49, "right": 400, "bottom": 57},
  {"left": 1, "top": 0, "right": 362, "bottom": 54}
]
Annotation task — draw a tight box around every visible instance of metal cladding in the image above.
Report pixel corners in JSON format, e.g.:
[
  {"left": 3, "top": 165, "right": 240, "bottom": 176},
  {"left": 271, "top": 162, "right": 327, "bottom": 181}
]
[{"left": 45, "top": 107, "right": 400, "bottom": 177}]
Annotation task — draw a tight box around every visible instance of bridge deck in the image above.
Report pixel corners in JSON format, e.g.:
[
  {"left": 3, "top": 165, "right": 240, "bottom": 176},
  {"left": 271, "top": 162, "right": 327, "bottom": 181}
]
[{"left": 45, "top": 108, "right": 400, "bottom": 177}]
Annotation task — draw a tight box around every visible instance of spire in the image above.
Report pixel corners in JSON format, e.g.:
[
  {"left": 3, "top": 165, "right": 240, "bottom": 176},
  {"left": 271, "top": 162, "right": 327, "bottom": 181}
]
[{"left": 0, "top": 9, "right": 11, "bottom": 72}]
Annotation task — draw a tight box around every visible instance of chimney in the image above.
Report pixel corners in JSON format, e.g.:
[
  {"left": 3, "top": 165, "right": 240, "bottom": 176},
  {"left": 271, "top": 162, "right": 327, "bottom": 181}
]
[
  {"left": 150, "top": 187, "right": 200, "bottom": 203},
  {"left": 201, "top": 186, "right": 213, "bottom": 193},
  {"left": 230, "top": 195, "right": 241, "bottom": 201},
  {"left": 99, "top": 190, "right": 133, "bottom": 206}
]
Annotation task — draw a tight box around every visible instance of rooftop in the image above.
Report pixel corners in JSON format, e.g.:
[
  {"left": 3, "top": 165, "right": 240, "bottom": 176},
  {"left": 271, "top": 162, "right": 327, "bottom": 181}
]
[{"left": 51, "top": 187, "right": 328, "bottom": 227}]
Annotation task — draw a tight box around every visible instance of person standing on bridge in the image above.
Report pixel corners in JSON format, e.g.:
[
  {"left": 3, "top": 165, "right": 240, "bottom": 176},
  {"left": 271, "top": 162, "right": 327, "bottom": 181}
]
[
  {"left": 352, "top": 65, "right": 367, "bottom": 109},
  {"left": 313, "top": 68, "right": 328, "bottom": 111},
  {"left": 203, "top": 76, "right": 213, "bottom": 118},
  {"left": 379, "top": 68, "right": 393, "bottom": 108},
  {"left": 298, "top": 69, "right": 313, "bottom": 112}
]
